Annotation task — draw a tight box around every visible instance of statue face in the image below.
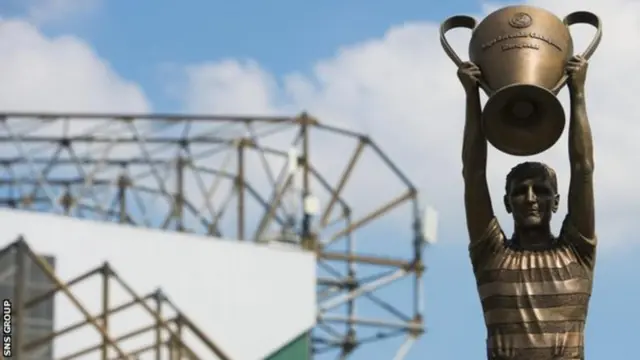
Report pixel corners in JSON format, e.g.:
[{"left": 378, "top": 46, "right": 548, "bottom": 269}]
[{"left": 505, "top": 176, "right": 558, "bottom": 228}]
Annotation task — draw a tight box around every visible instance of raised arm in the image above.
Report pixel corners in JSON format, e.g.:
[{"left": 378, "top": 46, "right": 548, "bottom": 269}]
[
  {"left": 566, "top": 55, "right": 596, "bottom": 240},
  {"left": 458, "top": 63, "right": 495, "bottom": 242}
]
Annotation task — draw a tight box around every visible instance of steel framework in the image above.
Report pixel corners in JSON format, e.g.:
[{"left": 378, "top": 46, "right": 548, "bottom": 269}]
[
  {"left": 1, "top": 237, "right": 231, "bottom": 360},
  {"left": 0, "top": 112, "right": 426, "bottom": 359}
]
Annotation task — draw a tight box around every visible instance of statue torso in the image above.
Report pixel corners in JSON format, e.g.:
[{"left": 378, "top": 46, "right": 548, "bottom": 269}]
[{"left": 469, "top": 217, "right": 596, "bottom": 360}]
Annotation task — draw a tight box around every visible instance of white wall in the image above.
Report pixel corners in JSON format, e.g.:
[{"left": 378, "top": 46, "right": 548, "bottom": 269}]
[{"left": 0, "top": 208, "right": 316, "bottom": 360}]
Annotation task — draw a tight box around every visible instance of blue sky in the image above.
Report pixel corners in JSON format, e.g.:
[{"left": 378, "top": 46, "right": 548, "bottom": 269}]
[
  {"left": 53, "top": 0, "right": 480, "bottom": 112},
  {"left": 1, "top": 0, "right": 639, "bottom": 359}
]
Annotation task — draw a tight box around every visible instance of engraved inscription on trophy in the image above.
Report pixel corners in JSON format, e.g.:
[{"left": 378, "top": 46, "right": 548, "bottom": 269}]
[
  {"left": 479, "top": 13, "right": 562, "bottom": 52},
  {"left": 481, "top": 32, "right": 562, "bottom": 52},
  {"left": 502, "top": 43, "right": 539, "bottom": 51}
]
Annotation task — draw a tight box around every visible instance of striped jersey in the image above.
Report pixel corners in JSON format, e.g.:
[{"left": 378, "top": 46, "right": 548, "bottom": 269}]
[{"left": 469, "top": 216, "right": 596, "bottom": 360}]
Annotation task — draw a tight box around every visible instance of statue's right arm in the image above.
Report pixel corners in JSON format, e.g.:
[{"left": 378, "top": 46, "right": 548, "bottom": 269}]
[{"left": 462, "top": 86, "right": 495, "bottom": 243}]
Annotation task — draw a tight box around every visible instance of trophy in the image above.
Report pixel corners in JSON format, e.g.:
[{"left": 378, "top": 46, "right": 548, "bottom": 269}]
[{"left": 440, "top": 5, "right": 602, "bottom": 156}]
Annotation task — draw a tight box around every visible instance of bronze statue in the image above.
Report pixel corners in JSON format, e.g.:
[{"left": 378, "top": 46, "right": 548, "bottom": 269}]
[
  {"left": 442, "top": 5, "right": 601, "bottom": 360},
  {"left": 440, "top": 5, "right": 601, "bottom": 156}
]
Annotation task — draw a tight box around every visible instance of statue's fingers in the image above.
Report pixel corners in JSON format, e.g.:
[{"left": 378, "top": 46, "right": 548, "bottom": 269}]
[{"left": 461, "top": 61, "right": 475, "bottom": 69}]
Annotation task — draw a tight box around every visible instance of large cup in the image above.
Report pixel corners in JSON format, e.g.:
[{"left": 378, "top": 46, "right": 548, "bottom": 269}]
[{"left": 440, "top": 6, "right": 602, "bottom": 156}]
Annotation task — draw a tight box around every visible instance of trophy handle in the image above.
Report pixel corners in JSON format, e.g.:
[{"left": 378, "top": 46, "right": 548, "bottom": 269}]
[
  {"left": 440, "top": 15, "right": 491, "bottom": 93},
  {"left": 552, "top": 11, "right": 603, "bottom": 93},
  {"left": 439, "top": 15, "right": 476, "bottom": 67}
]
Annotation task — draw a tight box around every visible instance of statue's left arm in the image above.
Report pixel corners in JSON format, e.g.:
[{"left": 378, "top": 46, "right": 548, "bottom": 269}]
[{"left": 566, "top": 56, "right": 596, "bottom": 252}]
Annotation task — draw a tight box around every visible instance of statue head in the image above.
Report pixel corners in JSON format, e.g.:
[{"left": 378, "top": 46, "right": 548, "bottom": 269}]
[{"left": 503, "top": 161, "right": 559, "bottom": 229}]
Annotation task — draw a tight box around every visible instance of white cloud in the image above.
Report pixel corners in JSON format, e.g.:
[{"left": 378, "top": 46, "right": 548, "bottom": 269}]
[
  {"left": 183, "top": 60, "right": 280, "bottom": 115},
  {"left": 178, "top": 0, "right": 640, "bottom": 248},
  {"left": 0, "top": 19, "right": 148, "bottom": 112},
  {"left": 26, "top": 0, "right": 99, "bottom": 25}
]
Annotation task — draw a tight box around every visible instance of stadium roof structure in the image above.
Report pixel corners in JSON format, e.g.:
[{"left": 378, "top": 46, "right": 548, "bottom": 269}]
[{"left": 0, "top": 111, "right": 427, "bottom": 359}]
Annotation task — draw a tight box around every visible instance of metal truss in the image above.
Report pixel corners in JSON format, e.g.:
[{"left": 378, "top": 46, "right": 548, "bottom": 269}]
[
  {"left": 0, "top": 237, "right": 230, "bottom": 360},
  {"left": 0, "top": 112, "right": 426, "bottom": 359}
]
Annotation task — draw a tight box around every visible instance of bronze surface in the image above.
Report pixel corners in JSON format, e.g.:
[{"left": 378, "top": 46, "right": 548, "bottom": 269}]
[
  {"left": 440, "top": 6, "right": 602, "bottom": 156},
  {"left": 453, "top": 12, "right": 598, "bottom": 357},
  {"left": 470, "top": 217, "right": 595, "bottom": 359}
]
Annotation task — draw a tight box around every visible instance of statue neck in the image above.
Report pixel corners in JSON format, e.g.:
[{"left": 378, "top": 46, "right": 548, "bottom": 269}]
[{"left": 512, "top": 224, "right": 553, "bottom": 250}]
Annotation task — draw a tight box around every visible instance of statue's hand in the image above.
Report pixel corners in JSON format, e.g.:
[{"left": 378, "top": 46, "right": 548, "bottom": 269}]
[
  {"left": 457, "top": 62, "right": 481, "bottom": 93},
  {"left": 566, "top": 55, "right": 588, "bottom": 92}
]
